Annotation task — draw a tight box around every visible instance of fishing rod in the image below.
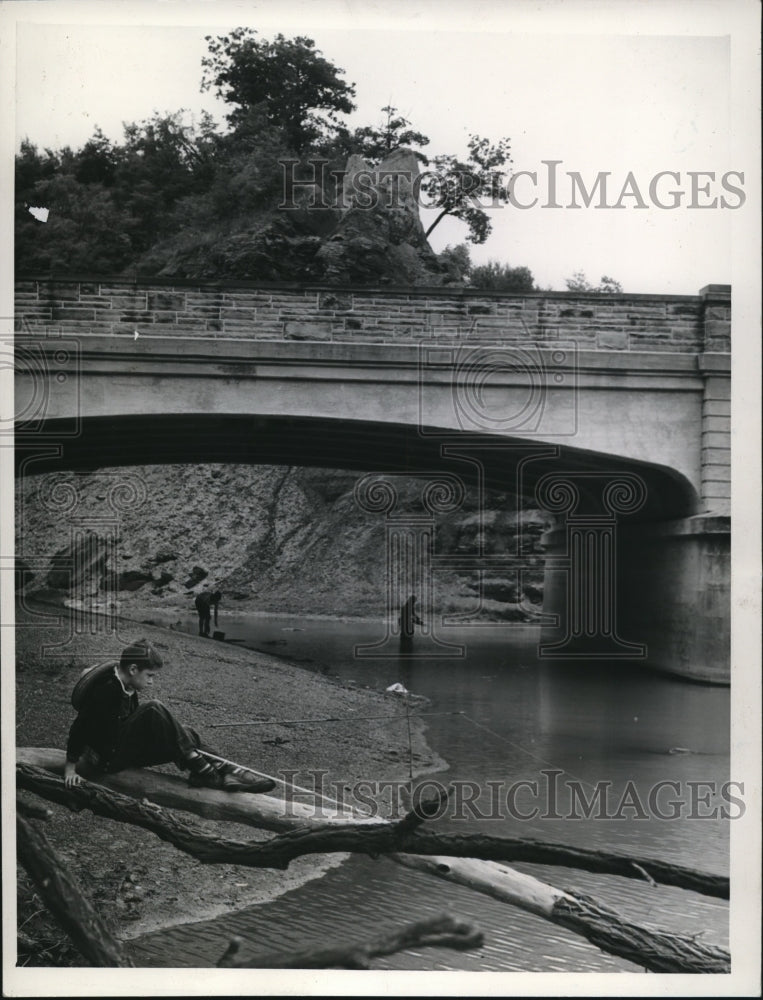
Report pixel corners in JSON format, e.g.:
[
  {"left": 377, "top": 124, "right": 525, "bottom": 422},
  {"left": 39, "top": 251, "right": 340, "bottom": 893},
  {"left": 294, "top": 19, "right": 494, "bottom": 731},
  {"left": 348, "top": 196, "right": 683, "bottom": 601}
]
[
  {"left": 208, "top": 710, "right": 466, "bottom": 729},
  {"left": 196, "top": 750, "right": 353, "bottom": 811},
  {"left": 200, "top": 714, "right": 463, "bottom": 805}
]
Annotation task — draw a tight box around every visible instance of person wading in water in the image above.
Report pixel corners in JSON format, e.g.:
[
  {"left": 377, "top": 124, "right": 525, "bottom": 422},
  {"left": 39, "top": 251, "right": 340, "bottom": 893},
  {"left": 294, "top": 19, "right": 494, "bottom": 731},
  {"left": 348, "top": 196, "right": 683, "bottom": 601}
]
[{"left": 399, "top": 594, "right": 423, "bottom": 648}]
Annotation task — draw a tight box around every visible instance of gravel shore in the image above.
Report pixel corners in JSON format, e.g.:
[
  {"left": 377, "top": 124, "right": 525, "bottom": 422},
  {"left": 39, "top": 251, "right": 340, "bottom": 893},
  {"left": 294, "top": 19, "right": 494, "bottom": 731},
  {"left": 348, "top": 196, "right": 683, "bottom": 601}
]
[{"left": 15, "top": 602, "right": 447, "bottom": 951}]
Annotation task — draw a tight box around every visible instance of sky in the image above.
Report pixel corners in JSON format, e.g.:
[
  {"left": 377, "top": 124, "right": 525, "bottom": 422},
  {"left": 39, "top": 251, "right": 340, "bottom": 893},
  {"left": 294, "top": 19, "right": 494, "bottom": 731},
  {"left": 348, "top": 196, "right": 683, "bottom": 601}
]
[{"left": 4, "top": 1, "right": 758, "bottom": 293}]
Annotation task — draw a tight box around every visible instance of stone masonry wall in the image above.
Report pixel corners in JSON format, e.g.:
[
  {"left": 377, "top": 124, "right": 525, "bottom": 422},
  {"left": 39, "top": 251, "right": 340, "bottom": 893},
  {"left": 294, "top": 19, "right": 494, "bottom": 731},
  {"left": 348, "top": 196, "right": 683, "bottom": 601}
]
[
  {"left": 699, "top": 287, "right": 731, "bottom": 514},
  {"left": 15, "top": 278, "right": 730, "bottom": 354}
]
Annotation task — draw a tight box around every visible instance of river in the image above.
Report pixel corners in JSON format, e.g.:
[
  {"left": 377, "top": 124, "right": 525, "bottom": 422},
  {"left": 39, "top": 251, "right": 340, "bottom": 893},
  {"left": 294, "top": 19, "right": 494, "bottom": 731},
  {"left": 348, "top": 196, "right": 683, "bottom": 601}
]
[{"left": 132, "top": 613, "right": 730, "bottom": 972}]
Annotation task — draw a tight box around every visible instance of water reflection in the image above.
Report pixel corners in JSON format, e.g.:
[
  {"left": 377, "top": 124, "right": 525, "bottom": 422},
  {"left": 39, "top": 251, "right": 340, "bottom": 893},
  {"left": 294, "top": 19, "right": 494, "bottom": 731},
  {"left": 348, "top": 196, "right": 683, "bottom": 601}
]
[
  {"left": 396, "top": 641, "right": 414, "bottom": 691},
  {"left": 146, "top": 612, "right": 730, "bottom": 971}
]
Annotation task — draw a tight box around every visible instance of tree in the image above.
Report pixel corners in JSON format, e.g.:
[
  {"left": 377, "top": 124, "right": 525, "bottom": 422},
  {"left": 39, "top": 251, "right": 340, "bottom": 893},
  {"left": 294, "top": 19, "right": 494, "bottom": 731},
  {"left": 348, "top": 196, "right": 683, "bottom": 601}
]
[
  {"left": 74, "top": 128, "right": 117, "bottom": 187},
  {"left": 342, "top": 105, "right": 429, "bottom": 164},
  {"left": 419, "top": 135, "right": 512, "bottom": 244},
  {"left": 15, "top": 170, "right": 135, "bottom": 273},
  {"left": 114, "top": 111, "right": 220, "bottom": 249},
  {"left": 15, "top": 31, "right": 517, "bottom": 279},
  {"left": 565, "top": 271, "right": 623, "bottom": 294},
  {"left": 436, "top": 245, "right": 536, "bottom": 291},
  {"left": 437, "top": 243, "right": 472, "bottom": 282},
  {"left": 184, "top": 109, "right": 296, "bottom": 222},
  {"left": 15, "top": 113, "right": 225, "bottom": 273},
  {"left": 201, "top": 29, "right": 356, "bottom": 151},
  {"left": 469, "top": 259, "right": 536, "bottom": 292}
]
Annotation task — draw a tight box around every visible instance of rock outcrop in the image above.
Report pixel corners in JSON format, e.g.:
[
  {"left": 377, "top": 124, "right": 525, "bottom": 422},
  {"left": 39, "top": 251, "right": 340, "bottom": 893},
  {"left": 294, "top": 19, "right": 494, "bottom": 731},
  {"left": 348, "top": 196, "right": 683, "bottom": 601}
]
[
  {"left": 317, "top": 148, "right": 444, "bottom": 285},
  {"left": 135, "top": 149, "right": 448, "bottom": 286},
  {"left": 16, "top": 465, "right": 548, "bottom": 620}
]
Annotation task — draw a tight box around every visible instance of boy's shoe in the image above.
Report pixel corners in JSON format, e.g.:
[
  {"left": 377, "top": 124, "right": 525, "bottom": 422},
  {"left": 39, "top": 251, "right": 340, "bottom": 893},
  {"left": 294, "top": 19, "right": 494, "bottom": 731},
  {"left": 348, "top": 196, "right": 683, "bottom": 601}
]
[
  {"left": 187, "top": 761, "right": 225, "bottom": 790},
  {"left": 219, "top": 764, "right": 276, "bottom": 794},
  {"left": 188, "top": 769, "right": 225, "bottom": 790}
]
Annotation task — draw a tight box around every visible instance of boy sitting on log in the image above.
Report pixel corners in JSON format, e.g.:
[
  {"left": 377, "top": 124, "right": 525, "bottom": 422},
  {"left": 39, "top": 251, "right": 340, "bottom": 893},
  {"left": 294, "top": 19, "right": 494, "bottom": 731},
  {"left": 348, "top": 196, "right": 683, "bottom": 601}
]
[{"left": 64, "top": 639, "right": 275, "bottom": 794}]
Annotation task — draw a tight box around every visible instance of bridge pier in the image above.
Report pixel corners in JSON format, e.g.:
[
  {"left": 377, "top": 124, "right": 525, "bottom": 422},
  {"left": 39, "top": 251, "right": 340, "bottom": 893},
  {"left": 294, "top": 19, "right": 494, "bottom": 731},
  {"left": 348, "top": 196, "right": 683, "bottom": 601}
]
[{"left": 540, "top": 514, "right": 730, "bottom": 684}]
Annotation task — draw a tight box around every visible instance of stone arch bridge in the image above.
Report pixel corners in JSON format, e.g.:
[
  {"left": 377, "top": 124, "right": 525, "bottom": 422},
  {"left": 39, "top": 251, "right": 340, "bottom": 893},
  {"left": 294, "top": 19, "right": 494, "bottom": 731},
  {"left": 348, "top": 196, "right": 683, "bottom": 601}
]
[{"left": 13, "top": 278, "right": 730, "bottom": 682}]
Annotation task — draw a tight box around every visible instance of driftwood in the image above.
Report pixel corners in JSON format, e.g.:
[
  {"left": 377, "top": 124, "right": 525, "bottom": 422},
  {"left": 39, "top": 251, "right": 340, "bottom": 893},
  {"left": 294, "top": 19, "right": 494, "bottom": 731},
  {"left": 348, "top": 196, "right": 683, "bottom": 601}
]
[
  {"left": 16, "top": 747, "right": 365, "bottom": 831},
  {"left": 16, "top": 796, "right": 54, "bottom": 822},
  {"left": 552, "top": 891, "right": 729, "bottom": 974},
  {"left": 16, "top": 762, "right": 728, "bottom": 898},
  {"left": 391, "top": 856, "right": 730, "bottom": 973},
  {"left": 17, "top": 931, "right": 40, "bottom": 953},
  {"left": 16, "top": 813, "right": 133, "bottom": 968},
  {"left": 17, "top": 752, "right": 730, "bottom": 973},
  {"left": 216, "top": 914, "right": 483, "bottom": 969}
]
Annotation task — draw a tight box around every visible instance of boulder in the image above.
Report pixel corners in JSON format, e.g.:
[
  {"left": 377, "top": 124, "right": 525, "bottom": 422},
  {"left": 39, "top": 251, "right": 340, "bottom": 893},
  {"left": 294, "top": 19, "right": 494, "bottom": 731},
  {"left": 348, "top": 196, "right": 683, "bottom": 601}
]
[
  {"left": 151, "top": 549, "right": 178, "bottom": 565},
  {"left": 116, "top": 570, "right": 154, "bottom": 592},
  {"left": 317, "top": 148, "right": 445, "bottom": 286},
  {"left": 183, "top": 566, "right": 208, "bottom": 588}
]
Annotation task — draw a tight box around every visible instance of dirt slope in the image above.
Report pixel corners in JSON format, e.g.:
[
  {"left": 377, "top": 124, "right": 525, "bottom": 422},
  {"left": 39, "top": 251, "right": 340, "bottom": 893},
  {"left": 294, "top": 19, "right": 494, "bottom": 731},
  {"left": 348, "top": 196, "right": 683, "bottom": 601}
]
[
  {"left": 15, "top": 602, "right": 446, "bottom": 964},
  {"left": 16, "top": 464, "right": 549, "bottom": 621}
]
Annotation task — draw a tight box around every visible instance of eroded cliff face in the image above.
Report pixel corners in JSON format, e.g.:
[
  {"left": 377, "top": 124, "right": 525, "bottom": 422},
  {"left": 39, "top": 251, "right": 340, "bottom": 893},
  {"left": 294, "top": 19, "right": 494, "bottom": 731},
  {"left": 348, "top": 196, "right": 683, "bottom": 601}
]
[{"left": 15, "top": 464, "right": 549, "bottom": 619}]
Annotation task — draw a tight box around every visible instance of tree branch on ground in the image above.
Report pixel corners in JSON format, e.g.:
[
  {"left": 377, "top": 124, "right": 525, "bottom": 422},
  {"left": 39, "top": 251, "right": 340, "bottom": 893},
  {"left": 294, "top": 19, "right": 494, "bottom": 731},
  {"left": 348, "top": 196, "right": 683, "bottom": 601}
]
[
  {"left": 552, "top": 890, "right": 728, "bottom": 974},
  {"left": 216, "top": 914, "right": 483, "bottom": 968},
  {"left": 396, "top": 855, "right": 730, "bottom": 974},
  {"left": 17, "top": 763, "right": 728, "bottom": 897},
  {"left": 17, "top": 794, "right": 54, "bottom": 821},
  {"left": 17, "top": 761, "right": 730, "bottom": 973},
  {"left": 16, "top": 813, "right": 133, "bottom": 968}
]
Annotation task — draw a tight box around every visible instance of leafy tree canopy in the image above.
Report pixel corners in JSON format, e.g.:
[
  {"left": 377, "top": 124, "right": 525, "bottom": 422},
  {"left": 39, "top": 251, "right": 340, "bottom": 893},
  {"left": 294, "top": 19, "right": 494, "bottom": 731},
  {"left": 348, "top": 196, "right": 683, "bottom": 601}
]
[
  {"left": 469, "top": 259, "right": 536, "bottom": 292},
  {"left": 437, "top": 243, "right": 472, "bottom": 283},
  {"left": 565, "top": 271, "right": 623, "bottom": 294},
  {"left": 437, "top": 244, "right": 536, "bottom": 291},
  {"left": 420, "top": 135, "right": 512, "bottom": 244},
  {"left": 341, "top": 105, "right": 430, "bottom": 164},
  {"left": 201, "top": 28, "right": 356, "bottom": 151},
  {"left": 16, "top": 111, "right": 224, "bottom": 272},
  {"left": 16, "top": 30, "right": 521, "bottom": 280}
]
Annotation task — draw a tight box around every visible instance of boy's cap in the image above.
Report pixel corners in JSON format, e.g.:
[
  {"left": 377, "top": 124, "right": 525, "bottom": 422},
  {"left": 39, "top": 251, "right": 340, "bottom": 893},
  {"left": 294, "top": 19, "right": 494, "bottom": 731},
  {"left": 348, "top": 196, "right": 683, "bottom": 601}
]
[{"left": 120, "top": 639, "right": 163, "bottom": 670}]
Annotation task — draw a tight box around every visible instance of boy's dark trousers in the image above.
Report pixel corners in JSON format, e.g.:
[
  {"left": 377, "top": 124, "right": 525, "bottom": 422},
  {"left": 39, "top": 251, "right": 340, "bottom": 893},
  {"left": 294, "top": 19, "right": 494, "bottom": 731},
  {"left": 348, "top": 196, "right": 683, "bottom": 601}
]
[
  {"left": 105, "top": 700, "right": 215, "bottom": 772},
  {"left": 198, "top": 611, "right": 211, "bottom": 636}
]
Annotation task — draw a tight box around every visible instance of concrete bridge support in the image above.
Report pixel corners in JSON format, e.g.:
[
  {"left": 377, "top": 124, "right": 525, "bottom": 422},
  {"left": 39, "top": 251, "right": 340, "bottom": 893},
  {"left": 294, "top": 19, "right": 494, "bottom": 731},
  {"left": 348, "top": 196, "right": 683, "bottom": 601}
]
[
  {"left": 536, "top": 284, "right": 730, "bottom": 685},
  {"left": 540, "top": 514, "right": 730, "bottom": 683}
]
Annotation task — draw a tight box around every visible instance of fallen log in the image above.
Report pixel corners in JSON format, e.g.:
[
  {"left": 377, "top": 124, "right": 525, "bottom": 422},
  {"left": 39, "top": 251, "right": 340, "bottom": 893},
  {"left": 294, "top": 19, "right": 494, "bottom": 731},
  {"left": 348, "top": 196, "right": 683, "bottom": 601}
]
[
  {"left": 552, "top": 890, "right": 729, "bottom": 975},
  {"left": 16, "top": 746, "right": 370, "bottom": 831},
  {"left": 17, "top": 748, "right": 730, "bottom": 973},
  {"left": 16, "top": 795, "right": 54, "bottom": 822},
  {"left": 393, "top": 856, "right": 729, "bottom": 974},
  {"left": 16, "top": 813, "right": 133, "bottom": 968},
  {"left": 216, "top": 914, "right": 483, "bottom": 969},
  {"left": 16, "top": 762, "right": 728, "bottom": 898}
]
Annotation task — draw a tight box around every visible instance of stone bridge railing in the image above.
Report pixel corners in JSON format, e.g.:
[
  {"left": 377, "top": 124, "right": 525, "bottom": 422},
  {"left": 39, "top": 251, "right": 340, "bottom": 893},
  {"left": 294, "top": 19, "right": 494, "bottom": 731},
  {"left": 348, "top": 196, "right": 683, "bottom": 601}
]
[{"left": 15, "top": 277, "right": 730, "bottom": 355}]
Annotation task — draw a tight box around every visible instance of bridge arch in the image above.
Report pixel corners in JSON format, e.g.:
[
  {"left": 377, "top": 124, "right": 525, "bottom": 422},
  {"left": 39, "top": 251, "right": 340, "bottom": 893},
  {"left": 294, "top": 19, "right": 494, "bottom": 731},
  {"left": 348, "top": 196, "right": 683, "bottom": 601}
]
[{"left": 16, "top": 413, "right": 698, "bottom": 524}]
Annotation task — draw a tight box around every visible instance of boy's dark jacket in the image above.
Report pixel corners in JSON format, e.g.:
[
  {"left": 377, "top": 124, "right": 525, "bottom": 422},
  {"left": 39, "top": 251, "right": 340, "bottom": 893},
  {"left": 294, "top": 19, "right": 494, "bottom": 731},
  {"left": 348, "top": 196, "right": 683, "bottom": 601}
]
[{"left": 66, "top": 668, "right": 138, "bottom": 765}]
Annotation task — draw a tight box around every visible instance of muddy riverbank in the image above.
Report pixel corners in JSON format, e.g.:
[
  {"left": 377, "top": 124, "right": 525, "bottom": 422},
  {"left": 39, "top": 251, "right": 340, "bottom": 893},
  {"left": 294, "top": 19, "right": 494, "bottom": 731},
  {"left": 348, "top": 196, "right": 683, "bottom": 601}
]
[{"left": 15, "top": 601, "right": 446, "bottom": 961}]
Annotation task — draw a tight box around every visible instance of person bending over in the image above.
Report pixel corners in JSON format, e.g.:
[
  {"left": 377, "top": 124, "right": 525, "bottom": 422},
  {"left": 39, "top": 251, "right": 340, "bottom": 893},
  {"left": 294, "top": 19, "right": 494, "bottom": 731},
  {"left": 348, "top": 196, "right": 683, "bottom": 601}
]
[
  {"left": 64, "top": 638, "right": 274, "bottom": 794},
  {"left": 195, "top": 590, "right": 222, "bottom": 637}
]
